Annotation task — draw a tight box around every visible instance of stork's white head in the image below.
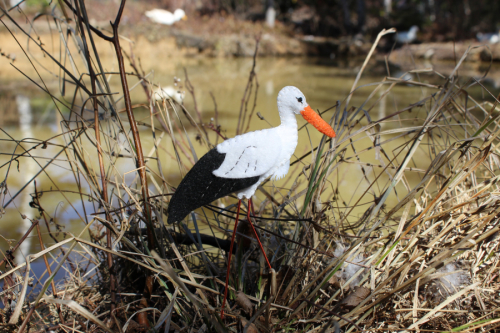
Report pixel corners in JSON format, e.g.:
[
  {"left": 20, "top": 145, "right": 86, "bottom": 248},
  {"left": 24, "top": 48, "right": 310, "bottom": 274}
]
[
  {"left": 277, "top": 86, "right": 308, "bottom": 115},
  {"left": 174, "top": 9, "right": 187, "bottom": 21},
  {"left": 277, "top": 86, "right": 336, "bottom": 138}
]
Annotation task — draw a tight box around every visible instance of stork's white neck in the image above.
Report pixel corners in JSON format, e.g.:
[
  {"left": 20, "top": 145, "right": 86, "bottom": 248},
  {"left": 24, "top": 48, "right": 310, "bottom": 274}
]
[
  {"left": 277, "top": 105, "right": 298, "bottom": 130},
  {"left": 276, "top": 104, "right": 299, "bottom": 163}
]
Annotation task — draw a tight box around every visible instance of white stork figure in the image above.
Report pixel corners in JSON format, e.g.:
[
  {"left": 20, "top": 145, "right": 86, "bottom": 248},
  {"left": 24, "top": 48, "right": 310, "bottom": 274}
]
[{"left": 167, "top": 86, "right": 336, "bottom": 318}]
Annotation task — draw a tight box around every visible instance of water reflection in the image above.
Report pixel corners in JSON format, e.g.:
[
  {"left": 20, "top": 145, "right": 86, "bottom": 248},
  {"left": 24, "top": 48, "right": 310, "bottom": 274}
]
[
  {"left": 265, "top": 79, "right": 274, "bottom": 96},
  {"left": 378, "top": 89, "right": 386, "bottom": 126},
  {"left": 16, "top": 95, "right": 34, "bottom": 266}
]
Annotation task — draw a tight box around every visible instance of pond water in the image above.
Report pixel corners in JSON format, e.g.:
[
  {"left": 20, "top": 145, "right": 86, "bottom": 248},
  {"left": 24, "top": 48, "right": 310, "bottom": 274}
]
[{"left": 0, "top": 55, "right": 497, "bottom": 289}]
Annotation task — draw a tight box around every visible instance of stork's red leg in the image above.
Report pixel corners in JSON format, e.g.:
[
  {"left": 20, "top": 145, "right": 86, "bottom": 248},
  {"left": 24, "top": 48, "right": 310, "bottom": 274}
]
[
  {"left": 247, "top": 198, "right": 272, "bottom": 270},
  {"left": 221, "top": 200, "right": 241, "bottom": 319}
]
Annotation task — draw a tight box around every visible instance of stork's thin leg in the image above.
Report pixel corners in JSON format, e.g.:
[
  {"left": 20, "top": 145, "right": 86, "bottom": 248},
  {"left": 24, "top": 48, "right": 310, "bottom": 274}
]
[
  {"left": 221, "top": 200, "right": 241, "bottom": 319},
  {"left": 247, "top": 198, "right": 272, "bottom": 270}
]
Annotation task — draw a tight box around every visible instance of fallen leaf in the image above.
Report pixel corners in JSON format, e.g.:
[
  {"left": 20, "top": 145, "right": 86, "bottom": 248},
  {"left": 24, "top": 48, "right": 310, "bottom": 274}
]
[
  {"left": 328, "top": 274, "right": 340, "bottom": 288},
  {"left": 240, "top": 318, "right": 259, "bottom": 333},
  {"left": 341, "top": 286, "right": 370, "bottom": 309},
  {"left": 236, "top": 291, "right": 254, "bottom": 316},
  {"left": 125, "top": 320, "right": 148, "bottom": 333}
]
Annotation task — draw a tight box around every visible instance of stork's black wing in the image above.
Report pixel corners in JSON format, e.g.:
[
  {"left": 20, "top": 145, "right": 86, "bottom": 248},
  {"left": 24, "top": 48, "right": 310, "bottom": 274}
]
[{"left": 167, "top": 148, "right": 260, "bottom": 224}]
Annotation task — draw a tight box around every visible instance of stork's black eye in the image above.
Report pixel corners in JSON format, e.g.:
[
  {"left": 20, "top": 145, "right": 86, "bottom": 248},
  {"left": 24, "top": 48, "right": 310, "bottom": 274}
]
[{"left": 296, "top": 97, "right": 303, "bottom": 103}]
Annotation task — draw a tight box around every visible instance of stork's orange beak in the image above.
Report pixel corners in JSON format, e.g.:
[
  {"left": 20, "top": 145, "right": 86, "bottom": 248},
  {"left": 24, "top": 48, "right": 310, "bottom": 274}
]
[{"left": 300, "top": 105, "right": 336, "bottom": 138}]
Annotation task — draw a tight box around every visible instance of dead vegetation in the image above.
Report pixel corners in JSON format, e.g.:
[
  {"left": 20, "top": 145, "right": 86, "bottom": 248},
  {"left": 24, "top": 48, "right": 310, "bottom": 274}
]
[{"left": 0, "top": 1, "right": 500, "bottom": 333}]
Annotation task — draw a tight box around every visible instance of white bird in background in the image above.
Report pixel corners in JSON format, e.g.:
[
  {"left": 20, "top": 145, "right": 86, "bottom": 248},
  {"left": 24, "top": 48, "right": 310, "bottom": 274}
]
[
  {"left": 153, "top": 86, "right": 184, "bottom": 104},
  {"left": 145, "top": 8, "right": 187, "bottom": 25},
  {"left": 396, "top": 25, "right": 419, "bottom": 44},
  {"left": 477, "top": 31, "right": 500, "bottom": 44},
  {"left": 166, "top": 86, "right": 336, "bottom": 318}
]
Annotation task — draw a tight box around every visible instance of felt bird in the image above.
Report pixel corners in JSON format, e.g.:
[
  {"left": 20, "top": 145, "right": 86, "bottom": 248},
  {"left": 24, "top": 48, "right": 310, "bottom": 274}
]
[
  {"left": 145, "top": 8, "right": 187, "bottom": 25},
  {"left": 166, "top": 86, "right": 336, "bottom": 318}
]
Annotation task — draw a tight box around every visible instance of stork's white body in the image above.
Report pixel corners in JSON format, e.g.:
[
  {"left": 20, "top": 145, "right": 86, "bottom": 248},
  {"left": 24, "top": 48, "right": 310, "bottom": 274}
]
[{"left": 214, "top": 116, "right": 297, "bottom": 199}]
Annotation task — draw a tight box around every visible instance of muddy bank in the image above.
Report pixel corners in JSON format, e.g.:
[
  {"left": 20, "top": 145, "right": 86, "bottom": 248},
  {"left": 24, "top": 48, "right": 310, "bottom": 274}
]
[
  {"left": 167, "top": 30, "right": 372, "bottom": 58},
  {"left": 389, "top": 41, "right": 500, "bottom": 63}
]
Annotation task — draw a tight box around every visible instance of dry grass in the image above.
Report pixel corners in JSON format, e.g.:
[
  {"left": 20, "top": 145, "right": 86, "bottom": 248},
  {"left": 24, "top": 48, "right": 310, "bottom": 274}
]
[{"left": 1, "top": 1, "right": 500, "bottom": 333}]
